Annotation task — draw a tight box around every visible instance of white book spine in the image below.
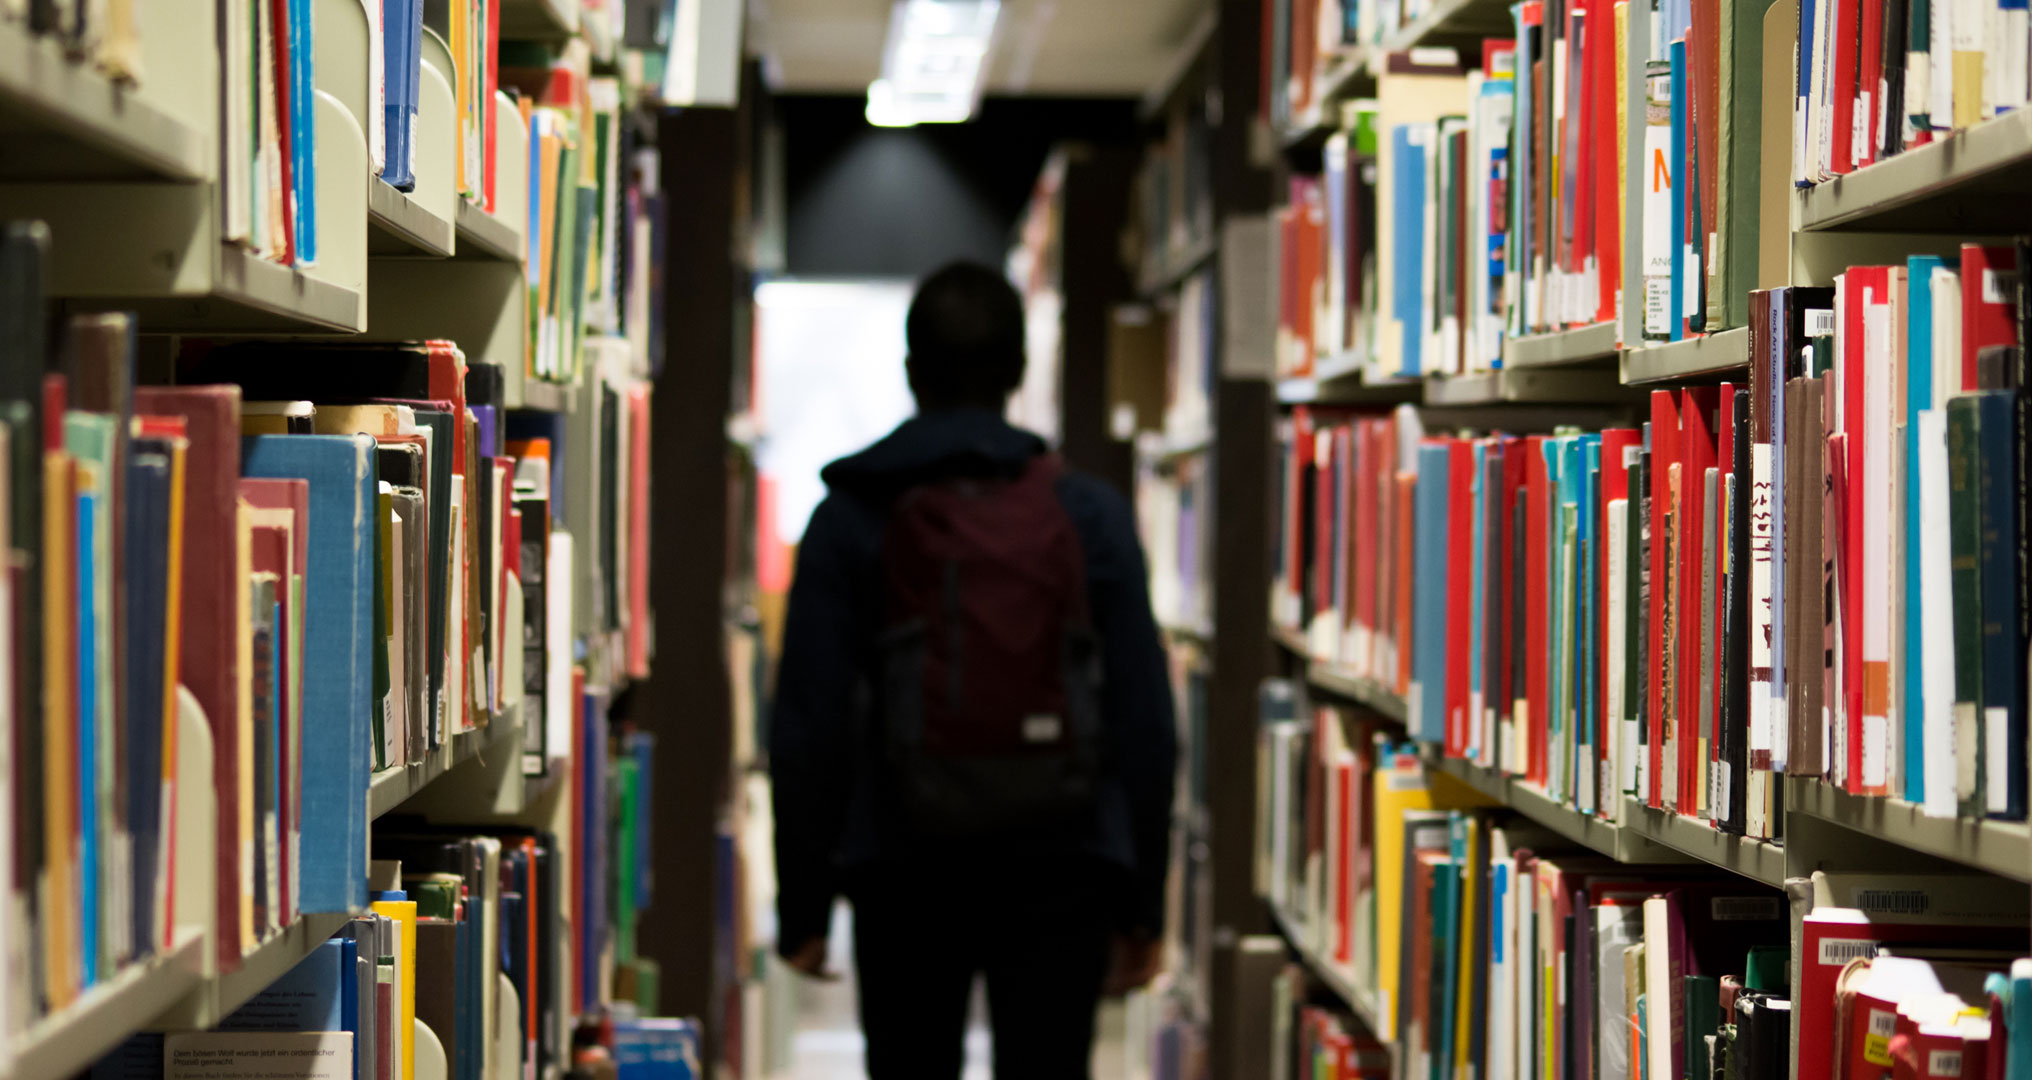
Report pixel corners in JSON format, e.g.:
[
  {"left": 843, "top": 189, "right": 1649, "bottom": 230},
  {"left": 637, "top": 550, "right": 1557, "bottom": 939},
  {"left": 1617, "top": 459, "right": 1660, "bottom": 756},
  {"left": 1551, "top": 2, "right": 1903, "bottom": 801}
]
[
  {"left": 1862, "top": 296, "right": 1893, "bottom": 791},
  {"left": 1917, "top": 408, "right": 1959, "bottom": 817}
]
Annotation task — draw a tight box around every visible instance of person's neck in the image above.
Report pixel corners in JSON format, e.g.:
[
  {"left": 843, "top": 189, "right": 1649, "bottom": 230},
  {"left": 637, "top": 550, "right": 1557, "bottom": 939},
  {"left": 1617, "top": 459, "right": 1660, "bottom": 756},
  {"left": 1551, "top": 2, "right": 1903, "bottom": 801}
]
[{"left": 915, "top": 400, "right": 1007, "bottom": 417}]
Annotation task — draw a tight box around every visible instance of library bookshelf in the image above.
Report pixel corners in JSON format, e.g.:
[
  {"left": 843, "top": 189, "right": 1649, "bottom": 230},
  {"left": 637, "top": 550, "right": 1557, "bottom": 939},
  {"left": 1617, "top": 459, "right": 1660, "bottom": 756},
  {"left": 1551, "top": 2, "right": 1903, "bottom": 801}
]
[
  {"left": 0, "top": 0, "right": 695, "bottom": 1070},
  {"left": 1120, "top": 2, "right": 2032, "bottom": 1077}
]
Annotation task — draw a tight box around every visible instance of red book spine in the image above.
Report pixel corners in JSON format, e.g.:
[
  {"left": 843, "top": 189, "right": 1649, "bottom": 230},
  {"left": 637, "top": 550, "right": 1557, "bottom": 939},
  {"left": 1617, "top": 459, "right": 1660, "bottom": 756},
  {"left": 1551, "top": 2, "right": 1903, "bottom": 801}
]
[
  {"left": 1829, "top": 0, "right": 1860, "bottom": 174},
  {"left": 1526, "top": 436, "right": 1551, "bottom": 783},
  {"left": 1397, "top": 473, "right": 1417, "bottom": 695},
  {"left": 1333, "top": 758, "right": 1354, "bottom": 963},
  {"left": 1648, "top": 390, "right": 1681, "bottom": 807},
  {"left": 1961, "top": 245, "right": 2021, "bottom": 387},
  {"left": 1678, "top": 386, "right": 1718, "bottom": 811},
  {"left": 1447, "top": 439, "right": 1475, "bottom": 755},
  {"left": 271, "top": 0, "right": 295, "bottom": 264},
  {"left": 1592, "top": 1, "right": 1619, "bottom": 323},
  {"left": 1500, "top": 436, "right": 1525, "bottom": 746},
  {"left": 1291, "top": 407, "right": 1313, "bottom": 606},
  {"left": 1855, "top": 0, "right": 1884, "bottom": 169},
  {"left": 1314, "top": 423, "right": 1335, "bottom": 620},
  {"left": 483, "top": 0, "right": 499, "bottom": 212},
  {"left": 1840, "top": 270, "right": 1885, "bottom": 791},
  {"left": 1355, "top": 421, "right": 1377, "bottom": 672},
  {"left": 1713, "top": 384, "right": 1736, "bottom": 800}
]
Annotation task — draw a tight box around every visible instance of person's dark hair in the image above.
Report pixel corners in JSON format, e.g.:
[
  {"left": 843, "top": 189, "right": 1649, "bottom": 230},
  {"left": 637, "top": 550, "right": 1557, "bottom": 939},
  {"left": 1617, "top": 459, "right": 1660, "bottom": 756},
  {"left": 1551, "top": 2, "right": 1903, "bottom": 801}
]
[{"left": 904, "top": 262, "right": 1027, "bottom": 410}]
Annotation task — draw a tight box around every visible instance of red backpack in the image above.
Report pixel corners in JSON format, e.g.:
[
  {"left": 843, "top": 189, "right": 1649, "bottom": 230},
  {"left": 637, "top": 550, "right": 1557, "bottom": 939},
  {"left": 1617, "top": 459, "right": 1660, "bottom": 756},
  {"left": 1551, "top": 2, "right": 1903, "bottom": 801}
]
[{"left": 877, "top": 453, "right": 1103, "bottom": 836}]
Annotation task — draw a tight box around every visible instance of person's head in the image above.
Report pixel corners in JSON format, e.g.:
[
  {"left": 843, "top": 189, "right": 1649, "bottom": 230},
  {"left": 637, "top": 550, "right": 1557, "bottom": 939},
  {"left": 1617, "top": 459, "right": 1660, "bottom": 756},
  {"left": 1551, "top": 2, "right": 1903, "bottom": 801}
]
[{"left": 904, "top": 262, "right": 1027, "bottom": 412}]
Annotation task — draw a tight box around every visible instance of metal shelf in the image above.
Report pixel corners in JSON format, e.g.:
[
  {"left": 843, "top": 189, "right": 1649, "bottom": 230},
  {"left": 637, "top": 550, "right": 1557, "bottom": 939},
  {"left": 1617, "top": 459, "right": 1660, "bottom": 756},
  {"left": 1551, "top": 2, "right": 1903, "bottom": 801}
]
[
  {"left": 499, "top": 0, "right": 578, "bottom": 40},
  {"left": 455, "top": 199, "right": 525, "bottom": 262},
  {"left": 1621, "top": 797, "right": 1787, "bottom": 887},
  {"left": 10, "top": 927, "right": 206, "bottom": 1080},
  {"left": 1785, "top": 777, "right": 2032, "bottom": 883},
  {"left": 370, "top": 705, "right": 522, "bottom": 820},
  {"left": 1137, "top": 233, "right": 1218, "bottom": 296},
  {"left": 1278, "top": 370, "right": 1423, "bottom": 406},
  {"left": 1424, "top": 753, "right": 1688, "bottom": 864},
  {"left": 1268, "top": 903, "right": 1392, "bottom": 1043},
  {"left": 1502, "top": 321, "right": 1620, "bottom": 368},
  {"left": 1621, "top": 326, "right": 1750, "bottom": 384},
  {"left": 517, "top": 378, "right": 574, "bottom": 413},
  {"left": 1307, "top": 663, "right": 1410, "bottom": 724},
  {"left": 368, "top": 179, "right": 457, "bottom": 258},
  {"left": 1797, "top": 108, "right": 2032, "bottom": 233},
  {"left": 1423, "top": 366, "right": 1636, "bottom": 406},
  {"left": 0, "top": 20, "right": 210, "bottom": 182}
]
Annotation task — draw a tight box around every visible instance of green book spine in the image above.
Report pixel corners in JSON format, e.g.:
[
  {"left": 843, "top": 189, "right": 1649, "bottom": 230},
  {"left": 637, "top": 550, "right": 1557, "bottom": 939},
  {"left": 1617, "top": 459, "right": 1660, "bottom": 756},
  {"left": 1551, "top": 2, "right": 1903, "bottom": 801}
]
[
  {"left": 1946, "top": 396, "right": 1986, "bottom": 818},
  {"left": 1685, "top": 974, "right": 1722, "bottom": 1080}
]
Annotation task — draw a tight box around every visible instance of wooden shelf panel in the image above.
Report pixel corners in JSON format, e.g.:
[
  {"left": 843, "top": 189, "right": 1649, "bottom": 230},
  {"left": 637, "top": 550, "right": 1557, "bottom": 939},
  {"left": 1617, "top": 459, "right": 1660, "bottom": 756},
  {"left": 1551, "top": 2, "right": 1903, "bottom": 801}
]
[
  {"left": 1798, "top": 109, "right": 2032, "bottom": 233},
  {"left": 368, "top": 179, "right": 457, "bottom": 258},
  {"left": 0, "top": 21, "right": 210, "bottom": 182},
  {"left": 1621, "top": 327, "right": 1750, "bottom": 384},
  {"left": 1503, "top": 321, "right": 1620, "bottom": 368},
  {"left": 1786, "top": 777, "right": 2032, "bottom": 883}
]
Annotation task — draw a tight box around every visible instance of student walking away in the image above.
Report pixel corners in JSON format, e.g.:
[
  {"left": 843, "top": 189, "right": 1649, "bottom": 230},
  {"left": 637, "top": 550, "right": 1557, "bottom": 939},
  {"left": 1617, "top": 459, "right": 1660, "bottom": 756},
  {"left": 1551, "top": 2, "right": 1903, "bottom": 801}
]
[{"left": 769, "top": 262, "right": 1179, "bottom": 1079}]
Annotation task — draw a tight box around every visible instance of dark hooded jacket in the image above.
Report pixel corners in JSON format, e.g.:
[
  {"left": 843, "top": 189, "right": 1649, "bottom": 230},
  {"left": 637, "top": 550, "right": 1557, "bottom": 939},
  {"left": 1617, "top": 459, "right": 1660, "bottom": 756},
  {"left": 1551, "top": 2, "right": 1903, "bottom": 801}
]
[{"left": 768, "top": 408, "right": 1178, "bottom": 953}]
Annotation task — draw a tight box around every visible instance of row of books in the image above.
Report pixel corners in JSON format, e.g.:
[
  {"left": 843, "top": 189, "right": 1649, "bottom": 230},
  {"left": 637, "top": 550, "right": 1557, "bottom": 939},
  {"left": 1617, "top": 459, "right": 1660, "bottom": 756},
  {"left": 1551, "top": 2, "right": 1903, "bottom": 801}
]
[
  {"left": 1274, "top": 239, "right": 2029, "bottom": 828},
  {"left": 1268, "top": 967, "right": 1389, "bottom": 1080},
  {"left": 2, "top": 0, "right": 141, "bottom": 78},
  {"left": 1259, "top": 706, "right": 2032, "bottom": 1080},
  {"left": 221, "top": 0, "right": 317, "bottom": 266},
  {"left": 1274, "top": 47, "right": 1611, "bottom": 382},
  {"left": 1793, "top": 0, "right": 2031, "bottom": 184},
  {"left": 90, "top": 789, "right": 677, "bottom": 1080},
  {"left": 1139, "top": 451, "right": 1213, "bottom": 639},
  {"left": 1135, "top": 91, "right": 1216, "bottom": 289},
  {"left": 0, "top": 220, "right": 655, "bottom": 1039},
  {"left": 1634, "top": 0, "right": 1779, "bottom": 343}
]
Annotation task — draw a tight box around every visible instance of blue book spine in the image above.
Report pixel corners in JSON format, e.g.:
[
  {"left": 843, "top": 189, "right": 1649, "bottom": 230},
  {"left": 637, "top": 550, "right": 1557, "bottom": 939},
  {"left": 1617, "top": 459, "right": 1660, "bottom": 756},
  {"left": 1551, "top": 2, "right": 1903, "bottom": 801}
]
[
  {"left": 1974, "top": 392, "right": 2025, "bottom": 820},
  {"left": 631, "top": 733, "right": 653, "bottom": 911},
  {"left": 1903, "top": 258, "right": 1943, "bottom": 803},
  {"left": 1546, "top": 438, "right": 1567, "bottom": 790},
  {"left": 1395, "top": 126, "right": 1430, "bottom": 378},
  {"left": 1414, "top": 442, "right": 1453, "bottom": 744},
  {"left": 78, "top": 487, "right": 100, "bottom": 987},
  {"left": 338, "top": 935, "right": 359, "bottom": 1075},
  {"left": 293, "top": 0, "right": 315, "bottom": 265},
  {"left": 380, "top": 0, "right": 411, "bottom": 190},
  {"left": 222, "top": 937, "right": 345, "bottom": 1029},
  {"left": 242, "top": 436, "right": 377, "bottom": 911},
  {"left": 1580, "top": 435, "right": 1601, "bottom": 786},
  {"left": 2009, "top": 963, "right": 2032, "bottom": 1080},
  {"left": 1669, "top": 41, "right": 1688, "bottom": 343},
  {"left": 125, "top": 451, "right": 171, "bottom": 957}
]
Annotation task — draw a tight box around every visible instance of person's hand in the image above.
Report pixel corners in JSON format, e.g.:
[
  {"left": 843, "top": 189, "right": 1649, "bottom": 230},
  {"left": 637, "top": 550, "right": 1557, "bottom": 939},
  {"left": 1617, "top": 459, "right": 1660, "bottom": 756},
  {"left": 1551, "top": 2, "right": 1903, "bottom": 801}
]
[
  {"left": 1103, "top": 934, "right": 1163, "bottom": 996},
  {"left": 782, "top": 937, "right": 840, "bottom": 982}
]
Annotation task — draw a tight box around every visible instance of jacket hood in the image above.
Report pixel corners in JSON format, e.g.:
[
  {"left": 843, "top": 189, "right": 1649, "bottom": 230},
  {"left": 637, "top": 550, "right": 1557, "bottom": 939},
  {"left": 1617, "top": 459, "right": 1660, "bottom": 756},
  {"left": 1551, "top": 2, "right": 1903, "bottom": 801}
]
[{"left": 820, "top": 408, "right": 1046, "bottom": 493}]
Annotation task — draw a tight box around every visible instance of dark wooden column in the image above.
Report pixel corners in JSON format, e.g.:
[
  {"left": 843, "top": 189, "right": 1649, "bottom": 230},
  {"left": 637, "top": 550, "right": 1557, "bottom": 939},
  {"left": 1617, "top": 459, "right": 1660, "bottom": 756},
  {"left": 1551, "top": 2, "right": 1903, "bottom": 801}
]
[
  {"left": 630, "top": 103, "right": 742, "bottom": 1061},
  {"left": 1054, "top": 145, "right": 1138, "bottom": 496},
  {"left": 1207, "top": 2, "right": 1277, "bottom": 1076}
]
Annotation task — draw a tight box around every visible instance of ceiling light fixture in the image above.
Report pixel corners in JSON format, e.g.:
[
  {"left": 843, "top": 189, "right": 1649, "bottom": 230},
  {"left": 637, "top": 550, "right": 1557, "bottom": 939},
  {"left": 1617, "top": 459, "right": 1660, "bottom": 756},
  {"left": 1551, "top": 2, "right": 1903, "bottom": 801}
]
[{"left": 863, "top": 0, "right": 1003, "bottom": 127}]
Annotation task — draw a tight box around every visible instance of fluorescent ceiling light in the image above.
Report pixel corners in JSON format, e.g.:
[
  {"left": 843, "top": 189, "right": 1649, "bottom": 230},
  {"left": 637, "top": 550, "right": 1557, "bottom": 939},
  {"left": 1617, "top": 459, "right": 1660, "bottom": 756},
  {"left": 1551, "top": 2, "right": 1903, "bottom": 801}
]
[{"left": 863, "top": 0, "right": 1002, "bottom": 127}]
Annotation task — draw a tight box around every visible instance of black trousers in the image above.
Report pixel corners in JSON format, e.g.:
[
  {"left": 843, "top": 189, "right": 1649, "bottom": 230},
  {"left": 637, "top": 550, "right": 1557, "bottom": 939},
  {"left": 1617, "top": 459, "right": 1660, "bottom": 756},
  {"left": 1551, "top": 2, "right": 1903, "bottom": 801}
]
[{"left": 849, "top": 858, "right": 1118, "bottom": 1080}]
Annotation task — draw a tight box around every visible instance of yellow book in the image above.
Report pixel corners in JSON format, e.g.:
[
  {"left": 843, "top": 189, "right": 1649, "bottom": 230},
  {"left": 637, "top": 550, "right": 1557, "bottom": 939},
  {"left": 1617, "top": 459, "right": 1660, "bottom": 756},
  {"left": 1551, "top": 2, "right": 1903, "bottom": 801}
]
[
  {"left": 156, "top": 434, "right": 188, "bottom": 950},
  {"left": 452, "top": 0, "right": 468, "bottom": 198},
  {"left": 1372, "top": 751, "right": 1493, "bottom": 1033},
  {"left": 372, "top": 898, "right": 420, "bottom": 1080},
  {"left": 234, "top": 497, "right": 255, "bottom": 950},
  {"left": 1452, "top": 815, "right": 1481, "bottom": 1073},
  {"left": 1952, "top": 52, "right": 1984, "bottom": 129},
  {"left": 42, "top": 451, "right": 75, "bottom": 1010}
]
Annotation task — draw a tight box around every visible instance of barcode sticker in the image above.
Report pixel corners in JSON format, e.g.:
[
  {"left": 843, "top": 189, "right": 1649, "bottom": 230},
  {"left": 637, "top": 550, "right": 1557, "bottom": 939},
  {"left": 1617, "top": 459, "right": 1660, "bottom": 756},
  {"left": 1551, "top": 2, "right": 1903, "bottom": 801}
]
[
  {"left": 1852, "top": 889, "right": 1932, "bottom": 915},
  {"left": 1865, "top": 1008, "right": 1897, "bottom": 1066},
  {"left": 1818, "top": 937, "right": 1884, "bottom": 965},
  {"left": 1988, "top": 705, "right": 2011, "bottom": 814},
  {"left": 1983, "top": 268, "right": 2019, "bottom": 305},
  {"left": 1930, "top": 1050, "right": 1964, "bottom": 1077},
  {"left": 1806, "top": 308, "right": 1836, "bottom": 335},
  {"left": 1710, "top": 896, "right": 1782, "bottom": 921}
]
